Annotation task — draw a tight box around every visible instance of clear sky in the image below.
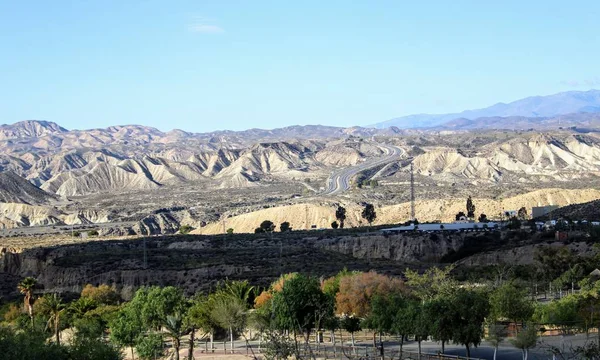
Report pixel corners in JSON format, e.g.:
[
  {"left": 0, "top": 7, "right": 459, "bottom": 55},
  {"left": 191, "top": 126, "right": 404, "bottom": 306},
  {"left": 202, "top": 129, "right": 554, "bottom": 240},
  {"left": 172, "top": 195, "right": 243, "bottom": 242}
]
[{"left": 1, "top": 0, "right": 599, "bottom": 132}]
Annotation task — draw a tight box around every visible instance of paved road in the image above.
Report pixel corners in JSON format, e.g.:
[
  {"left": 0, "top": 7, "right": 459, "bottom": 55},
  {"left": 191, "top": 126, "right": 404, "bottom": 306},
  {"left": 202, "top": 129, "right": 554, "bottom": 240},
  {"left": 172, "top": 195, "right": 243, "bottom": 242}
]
[
  {"left": 322, "top": 144, "right": 404, "bottom": 195},
  {"left": 173, "top": 334, "right": 590, "bottom": 360}
]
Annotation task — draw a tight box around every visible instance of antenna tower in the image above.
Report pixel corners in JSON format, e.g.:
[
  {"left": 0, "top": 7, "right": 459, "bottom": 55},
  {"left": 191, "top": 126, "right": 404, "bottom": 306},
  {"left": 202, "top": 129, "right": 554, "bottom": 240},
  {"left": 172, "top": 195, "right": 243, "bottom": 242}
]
[{"left": 410, "top": 162, "right": 415, "bottom": 221}]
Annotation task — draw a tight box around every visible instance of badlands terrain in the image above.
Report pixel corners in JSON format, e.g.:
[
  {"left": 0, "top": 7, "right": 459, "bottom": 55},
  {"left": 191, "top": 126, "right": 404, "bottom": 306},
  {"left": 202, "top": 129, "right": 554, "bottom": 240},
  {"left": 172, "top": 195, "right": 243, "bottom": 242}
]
[
  {"left": 1, "top": 90, "right": 600, "bottom": 299},
  {"left": 1, "top": 118, "right": 600, "bottom": 237}
]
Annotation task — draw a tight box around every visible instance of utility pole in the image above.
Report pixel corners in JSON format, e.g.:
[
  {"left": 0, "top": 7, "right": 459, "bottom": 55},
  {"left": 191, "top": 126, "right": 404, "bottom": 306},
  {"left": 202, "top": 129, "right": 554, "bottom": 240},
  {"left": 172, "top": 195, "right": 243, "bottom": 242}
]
[
  {"left": 305, "top": 204, "right": 309, "bottom": 230},
  {"left": 222, "top": 213, "right": 226, "bottom": 235},
  {"left": 410, "top": 162, "right": 416, "bottom": 221},
  {"left": 143, "top": 237, "right": 147, "bottom": 269}
]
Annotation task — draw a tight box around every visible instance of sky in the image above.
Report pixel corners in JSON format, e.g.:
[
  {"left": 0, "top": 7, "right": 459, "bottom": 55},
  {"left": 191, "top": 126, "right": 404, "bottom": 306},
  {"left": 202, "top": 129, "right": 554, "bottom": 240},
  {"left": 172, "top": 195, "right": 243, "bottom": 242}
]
[{"left": 1, "top": 0, "right": 599, "bottom": 132}]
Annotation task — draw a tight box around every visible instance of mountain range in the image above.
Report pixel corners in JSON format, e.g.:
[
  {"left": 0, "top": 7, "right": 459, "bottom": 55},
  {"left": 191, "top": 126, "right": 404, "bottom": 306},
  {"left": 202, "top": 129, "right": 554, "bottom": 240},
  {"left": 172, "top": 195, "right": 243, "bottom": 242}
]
[{"left": 372, "top": 89, "right": 600, "bottom": 129}]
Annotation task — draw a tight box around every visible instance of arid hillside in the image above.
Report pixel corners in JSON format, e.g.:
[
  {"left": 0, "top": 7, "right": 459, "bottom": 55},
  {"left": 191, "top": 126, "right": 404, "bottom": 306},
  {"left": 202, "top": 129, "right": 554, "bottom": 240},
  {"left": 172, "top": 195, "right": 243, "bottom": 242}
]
[
  {"left": 194, "top": 188, "right": 600, "bottom": 234},
  {"left": 1, "top": 120, "right": 600, "bottom": 235}
]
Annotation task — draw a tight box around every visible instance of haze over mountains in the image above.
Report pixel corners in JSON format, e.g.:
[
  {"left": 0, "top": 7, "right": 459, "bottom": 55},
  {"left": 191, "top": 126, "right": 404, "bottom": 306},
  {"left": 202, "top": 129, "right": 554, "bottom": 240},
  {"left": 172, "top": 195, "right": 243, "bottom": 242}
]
[{"left": 372, "top": 89, "right": 600, "bottom": 129}]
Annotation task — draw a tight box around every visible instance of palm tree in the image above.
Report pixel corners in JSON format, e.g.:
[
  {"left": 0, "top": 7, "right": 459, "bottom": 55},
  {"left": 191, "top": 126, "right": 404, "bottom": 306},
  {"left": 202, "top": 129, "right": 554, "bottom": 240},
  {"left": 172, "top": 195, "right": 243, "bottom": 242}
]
[
  {"left": 222, "top": 280, "right": 255, "bottom": 306},
  {"left": 210, "top": 296, "right": 247, "bottom": 353},
  {"left": 68, "top": 296, "right": 98, "bottom": 320},
  {"left": 39, "top": 293, "right": 66, "bottom": 345},
  {"left": 17, "top": 277, "right": 37, "bottom": 326},
  {"left": 164, "top": 313, "right": 185, "bottom": 360}
]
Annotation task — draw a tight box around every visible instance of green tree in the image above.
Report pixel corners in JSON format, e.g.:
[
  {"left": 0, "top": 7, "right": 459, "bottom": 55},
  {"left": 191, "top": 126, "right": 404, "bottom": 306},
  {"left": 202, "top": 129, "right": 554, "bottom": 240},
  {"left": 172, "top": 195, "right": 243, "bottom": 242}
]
[
  {"left": 404, "top": 265, "right": 456, "bottom": 301},
  {"left": 466, "top": 196, "right": 476, "bottom": 219},
  {"left": 37, "top": 293, "right": 66, "bottom": 346},
  {"left": 72, "top": 316, "right": 105, "bottom": 341},
  {"left": 478, "top": 213, "right": 489, "bottom": 223},
  {"left": 535, "top": 247, "right": 575, "bottom": 290},
  {"left": 0, "top": 326, "right": 68, "bottom": 359},
  {"left": 81, "top": 284, "right": 120, "bottom": 306},
  {"left": 340, "top": 315, "right": 361, "bottom": 350},
  {"left": 423, "top": 296, "right": 454, "bottom": 353},
  {"left": 450, "top": 288, "right": 489, "bottom": 358},
  {"left": 361, "top": 203, "right": 377, "bottom": 226},
  {"left": 364, "top": 292, "right": 403, "bottom": 336},
  {"left": 280, "top": 222, "right": 291, "bottom": 232},
  {"left": 554, "top": 264, "right": 586, "bottom": 294},
  {"left": 128, "top": 286, "right": 187, "bottom": 331},
  {"left": 135, "top": 332, "right": 163, "bottom": 360},
  {"left": 260, "top": 220, "right": 276, "bottom": 233},
  {"left": 69, "top": 336, "right": 124, "bottom": 360},
  {"left": 335, "top": 206, "right": 347, "bottom": 229},
  {"left": 17, "top": 277, "right": 37, "bottom": 327},
  {"left": 406, "top": 300, "right": 430, "bottom": 357},
  {"left": 226, "top": 228, "right": 234, "bottom": 234},
  {"left": 186, "top": 295, "right": 219, "bottom": 353},
  {"left": 533, "top": 295, "right": 580, "bottom": 334},
  {"left": 390, "top": 297, "right": 416, "bottom": 357},
  {"left": 271, "top": 274, "right": 333, "bottom": 347},
  {"left": 331, "top": 221, "right": 339, "bottom": 229},
  {"left": 510, "top": 323, "right": 538, "bottom": 360},
  {"left": 490, "top": 283, "right": 534, "bottom": 326},
  {"left": 321, "top": 268, "right": 353, "bottom": 298},
  {"left": 109, "top": 306, "right": 144, "bottom": 360}
]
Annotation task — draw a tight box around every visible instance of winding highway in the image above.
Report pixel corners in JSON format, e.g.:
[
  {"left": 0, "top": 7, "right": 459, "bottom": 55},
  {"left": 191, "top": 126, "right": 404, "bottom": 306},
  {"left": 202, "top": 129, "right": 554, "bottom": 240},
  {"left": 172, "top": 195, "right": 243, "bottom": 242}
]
[{"left": 322, "top": 144, "right": 404, "bottom": 195}]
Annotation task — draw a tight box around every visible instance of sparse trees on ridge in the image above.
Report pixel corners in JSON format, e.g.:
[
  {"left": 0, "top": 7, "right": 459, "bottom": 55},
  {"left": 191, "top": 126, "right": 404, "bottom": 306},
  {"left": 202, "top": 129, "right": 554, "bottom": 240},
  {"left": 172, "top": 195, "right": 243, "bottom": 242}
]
[
  {"left": 280, "top": 221, "right": 291, "bottom": 232},
  {"left": 466, "top": 196, "right": 476, "bottom": 219},
  {"left": 335, "top": 206, "right": 347, "bottom": 229},
  {"left": 361, "top": 203, "right": 376, "bottom": 226}
]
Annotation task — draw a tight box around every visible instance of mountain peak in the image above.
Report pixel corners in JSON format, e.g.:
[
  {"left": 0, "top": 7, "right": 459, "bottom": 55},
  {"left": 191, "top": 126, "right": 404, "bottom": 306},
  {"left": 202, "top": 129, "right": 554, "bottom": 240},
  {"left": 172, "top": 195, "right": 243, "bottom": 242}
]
[
  {"left": 372, "top": 89, "right": 600, "bottom": 129},
  {"left": 0, "top": 120, "right": 68, "bottom": 140}
]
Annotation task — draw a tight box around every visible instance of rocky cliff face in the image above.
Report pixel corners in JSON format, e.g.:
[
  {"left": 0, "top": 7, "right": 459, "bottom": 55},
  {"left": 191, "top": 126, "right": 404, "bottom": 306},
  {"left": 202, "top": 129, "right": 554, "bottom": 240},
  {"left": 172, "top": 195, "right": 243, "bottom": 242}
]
[{"left": 0, "top": 232, "right": 469, "bottom": 300}]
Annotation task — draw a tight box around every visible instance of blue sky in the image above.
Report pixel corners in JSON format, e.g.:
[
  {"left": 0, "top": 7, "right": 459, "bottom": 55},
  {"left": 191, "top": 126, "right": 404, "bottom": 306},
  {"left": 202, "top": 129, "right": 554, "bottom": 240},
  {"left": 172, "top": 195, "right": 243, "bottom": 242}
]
[{"left": 1, "top": 0, "right": 599, "bottom": 132}]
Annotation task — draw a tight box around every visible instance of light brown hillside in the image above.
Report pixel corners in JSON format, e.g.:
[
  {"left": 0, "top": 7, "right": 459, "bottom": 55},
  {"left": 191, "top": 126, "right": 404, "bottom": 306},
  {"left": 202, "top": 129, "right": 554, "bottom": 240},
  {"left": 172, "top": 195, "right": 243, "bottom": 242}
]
[{"left": 194, "top": 188, "right": 600, "bottom": 234}]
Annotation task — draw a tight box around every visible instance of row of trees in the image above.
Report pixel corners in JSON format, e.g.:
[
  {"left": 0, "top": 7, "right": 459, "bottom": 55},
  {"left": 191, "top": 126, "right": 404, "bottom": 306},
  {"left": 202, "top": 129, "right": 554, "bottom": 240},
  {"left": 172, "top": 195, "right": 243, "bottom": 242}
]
[
  {"left": 253, "top": 204, "right": 378, "bottom": 234},
  {"left": 456, "top": 196, "right": 530, "bottom": 223},
  {"left": 7, "top": 263, "right": 600, "bottom": 360}
]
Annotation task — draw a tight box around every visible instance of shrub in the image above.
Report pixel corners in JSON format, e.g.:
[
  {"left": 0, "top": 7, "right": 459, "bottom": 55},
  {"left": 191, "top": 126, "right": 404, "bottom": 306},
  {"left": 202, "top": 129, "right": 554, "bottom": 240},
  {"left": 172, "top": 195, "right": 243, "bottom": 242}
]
[{"left": 179, "top": 225, "right": 193, "bottom": 234}]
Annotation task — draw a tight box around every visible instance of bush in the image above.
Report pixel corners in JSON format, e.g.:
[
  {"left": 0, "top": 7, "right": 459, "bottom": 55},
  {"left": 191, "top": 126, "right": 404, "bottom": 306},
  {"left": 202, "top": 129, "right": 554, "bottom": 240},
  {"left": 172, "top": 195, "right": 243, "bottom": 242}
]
[
  {"left": 88, "top": 230, "right": 99, "bottom": 236},
  {"left": 135, "top": 332, "right": 164, "bottom": 360},
  {"left": 179, "top": 225, "right": 193, "bottom": 234},
  {"left": 69, "top": 336, "right": 124, "bottom": 360}
]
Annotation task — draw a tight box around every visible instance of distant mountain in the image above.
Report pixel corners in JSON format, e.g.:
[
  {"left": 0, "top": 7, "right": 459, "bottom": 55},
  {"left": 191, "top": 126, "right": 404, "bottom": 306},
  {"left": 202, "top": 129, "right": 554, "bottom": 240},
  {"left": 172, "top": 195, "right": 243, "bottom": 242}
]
[
  {"left": 0, "top": 120, "right": 67, "bottom": 140},
  {"left": 437, "top": 112, "right": 600, "bottom": 131},
  {"left": 0, "top": 121, "right": 407, "bottom": 147},
  {"left": 372, "top": 89, "right": 600, "bottom": 129}
]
